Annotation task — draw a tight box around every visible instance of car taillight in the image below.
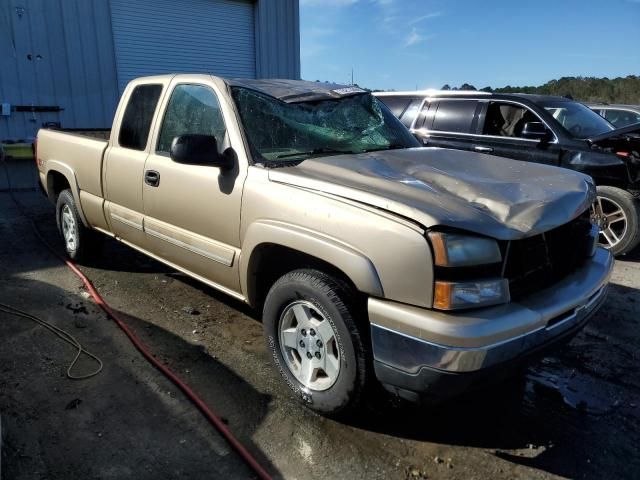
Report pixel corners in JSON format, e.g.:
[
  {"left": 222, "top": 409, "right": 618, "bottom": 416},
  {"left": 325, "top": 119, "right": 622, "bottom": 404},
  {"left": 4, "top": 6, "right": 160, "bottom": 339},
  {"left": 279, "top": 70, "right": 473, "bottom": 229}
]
[{"left": 616, "top": 151, "right": 630, "bottom": 157}]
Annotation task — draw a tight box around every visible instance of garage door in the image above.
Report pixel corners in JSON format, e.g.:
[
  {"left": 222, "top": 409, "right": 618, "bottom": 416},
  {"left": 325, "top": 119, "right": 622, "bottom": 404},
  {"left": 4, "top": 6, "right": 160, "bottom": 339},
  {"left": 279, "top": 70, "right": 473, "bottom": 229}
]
[{"left": 109, "top": 0, "right": 256, "bottom": 92}]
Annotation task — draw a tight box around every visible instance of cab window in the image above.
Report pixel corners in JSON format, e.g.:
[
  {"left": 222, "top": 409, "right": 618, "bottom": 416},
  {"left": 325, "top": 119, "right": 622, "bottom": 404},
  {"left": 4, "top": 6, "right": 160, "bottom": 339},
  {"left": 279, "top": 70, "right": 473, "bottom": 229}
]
[
  {"left": 157, "top": 84, "right": 227, "bottom": 154},
  {"left": 118, "top": 84, "right": 163, "bottom": 150}
]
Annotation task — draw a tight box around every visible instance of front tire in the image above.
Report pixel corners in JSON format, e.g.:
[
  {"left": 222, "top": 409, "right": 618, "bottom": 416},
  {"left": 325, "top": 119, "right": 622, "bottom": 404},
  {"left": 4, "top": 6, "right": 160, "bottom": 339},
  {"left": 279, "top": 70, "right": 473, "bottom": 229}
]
[
  {"left": 56, "top": 189, "right": 100, "bottom": 262},
  {"left": 262, "top": 269, "right": 369, "bottom": 416},
  {"left": 591, "top": 186, "right": 640, "bottom": 256}
]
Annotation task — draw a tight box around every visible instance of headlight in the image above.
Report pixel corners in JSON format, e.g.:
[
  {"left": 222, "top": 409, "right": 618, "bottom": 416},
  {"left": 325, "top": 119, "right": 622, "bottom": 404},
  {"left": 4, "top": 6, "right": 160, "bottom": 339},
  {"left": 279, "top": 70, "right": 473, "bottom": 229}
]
[
  {"left": 429, "top": 231, "right": 508, "bottom": 310},
  {"left": 429, "top": 232, "right": 502, "bottom": 267},
  {"left": 434, "top": 278, "right": 510, "bottom": 310}
]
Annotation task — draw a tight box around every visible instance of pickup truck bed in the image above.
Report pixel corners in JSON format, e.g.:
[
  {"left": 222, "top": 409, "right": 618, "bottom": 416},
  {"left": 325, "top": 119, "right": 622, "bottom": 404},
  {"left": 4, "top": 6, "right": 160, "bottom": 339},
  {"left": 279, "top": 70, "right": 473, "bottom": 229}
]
[
  {"left": 51, "top": 128, "right": 111, "bottom": 140},
  {"left": 37, "top": 128, "right": 109, "bottom": 208}
]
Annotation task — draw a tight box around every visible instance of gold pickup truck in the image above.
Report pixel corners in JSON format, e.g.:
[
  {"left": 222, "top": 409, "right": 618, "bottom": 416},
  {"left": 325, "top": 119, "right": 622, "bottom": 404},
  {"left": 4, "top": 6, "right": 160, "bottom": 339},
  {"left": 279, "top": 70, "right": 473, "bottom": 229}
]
[{"left": 37, "top": 74, "right": 613, "bottom": 415}]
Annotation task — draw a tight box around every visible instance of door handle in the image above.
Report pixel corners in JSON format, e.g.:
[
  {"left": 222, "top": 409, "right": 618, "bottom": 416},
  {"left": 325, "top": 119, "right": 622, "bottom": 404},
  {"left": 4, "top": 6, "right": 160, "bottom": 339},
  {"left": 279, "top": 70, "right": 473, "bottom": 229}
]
[
  {"left": 474, "top": 146, "right": 494, "bottom": 153},
  {"left": 144, "top": 170, "right": 160, "bottom": 187}
]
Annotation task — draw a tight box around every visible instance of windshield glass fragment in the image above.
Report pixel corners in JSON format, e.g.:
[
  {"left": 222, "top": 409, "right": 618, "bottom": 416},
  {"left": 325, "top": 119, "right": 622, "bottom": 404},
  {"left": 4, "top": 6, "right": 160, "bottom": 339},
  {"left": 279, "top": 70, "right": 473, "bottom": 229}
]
[{"left": 231, "top": 87, "right": 418, "bottom": 163}]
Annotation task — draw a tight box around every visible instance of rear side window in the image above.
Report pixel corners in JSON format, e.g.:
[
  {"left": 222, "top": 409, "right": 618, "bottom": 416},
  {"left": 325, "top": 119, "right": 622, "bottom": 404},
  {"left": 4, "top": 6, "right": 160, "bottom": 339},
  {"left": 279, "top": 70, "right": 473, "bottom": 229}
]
[
  {"left": 399, "top": 99, "right": 422, "bottom": 127},
  {"left": 603, "top": 109, "right": 640, "bottom": 128},
  {"left": 118, "top": 84, "right": 163, "bottom": 150},
  {"left": 377, "top": 96, "right": 412, "bottom": 118},
  {"left": 431, "top": 100, "right": 478, "bottom": 133},
  {"left": 483, "top": 102, "right": 539, "bottom": 138},
  {"left": 157, "top": 84, "right": 227, "bottom": 154}
]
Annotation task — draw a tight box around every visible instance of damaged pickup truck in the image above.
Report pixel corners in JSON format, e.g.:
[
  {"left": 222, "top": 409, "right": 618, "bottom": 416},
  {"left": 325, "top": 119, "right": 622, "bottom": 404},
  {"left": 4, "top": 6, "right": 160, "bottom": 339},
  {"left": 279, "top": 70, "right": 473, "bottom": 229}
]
[{"left": 36, "top": 75, "right": 613, "bottom": 415}]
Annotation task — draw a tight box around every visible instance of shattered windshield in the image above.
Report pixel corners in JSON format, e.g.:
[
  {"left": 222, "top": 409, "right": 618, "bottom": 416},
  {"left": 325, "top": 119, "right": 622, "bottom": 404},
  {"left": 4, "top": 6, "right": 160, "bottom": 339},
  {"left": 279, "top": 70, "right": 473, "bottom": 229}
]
[
  {"left": 231, "top": 87, "right": 419, "bottom": 163},
  {"left": 541, "top": 100, "right": 614, "bottom": 139}
]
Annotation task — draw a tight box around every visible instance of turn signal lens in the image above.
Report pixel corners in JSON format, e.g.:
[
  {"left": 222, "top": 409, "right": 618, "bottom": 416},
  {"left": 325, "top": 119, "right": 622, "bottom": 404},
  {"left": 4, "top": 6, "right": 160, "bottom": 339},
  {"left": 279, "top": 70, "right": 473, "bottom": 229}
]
[{"left": 434, "top": 279, "right": 510, "bottom": 310}]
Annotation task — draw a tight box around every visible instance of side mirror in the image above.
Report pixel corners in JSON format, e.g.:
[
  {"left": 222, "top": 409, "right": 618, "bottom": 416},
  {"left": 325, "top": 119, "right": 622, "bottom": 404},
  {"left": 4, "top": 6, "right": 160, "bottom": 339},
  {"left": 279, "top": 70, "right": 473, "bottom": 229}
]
[
  {"left": 520, "top": 122, "right": 550, "bottom": 141},
  {"left": 170, "top": 134, "right": 233, "bottom": 169}
]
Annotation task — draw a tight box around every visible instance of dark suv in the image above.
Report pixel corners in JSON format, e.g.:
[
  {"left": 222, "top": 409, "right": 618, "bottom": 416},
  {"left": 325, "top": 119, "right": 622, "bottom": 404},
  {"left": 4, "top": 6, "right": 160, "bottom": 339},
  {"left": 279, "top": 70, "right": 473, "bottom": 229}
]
[{"left": 375, "top": 91, "right": 640, "bottom": 255}]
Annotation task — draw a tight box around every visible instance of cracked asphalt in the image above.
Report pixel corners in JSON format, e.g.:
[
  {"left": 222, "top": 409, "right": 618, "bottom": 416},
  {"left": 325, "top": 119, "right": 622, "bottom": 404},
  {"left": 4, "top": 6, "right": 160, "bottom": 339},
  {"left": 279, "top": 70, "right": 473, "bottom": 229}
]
[{"left": 1, "top": 159, "right": 638, "bottom": 479}]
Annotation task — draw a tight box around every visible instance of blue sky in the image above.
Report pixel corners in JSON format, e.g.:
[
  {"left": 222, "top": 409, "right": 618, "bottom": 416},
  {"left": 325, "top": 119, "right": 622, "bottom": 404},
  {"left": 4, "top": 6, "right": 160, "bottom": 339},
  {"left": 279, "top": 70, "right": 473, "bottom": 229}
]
[{"left": 300, "top": 0, "right": 640, "bottom": 91}]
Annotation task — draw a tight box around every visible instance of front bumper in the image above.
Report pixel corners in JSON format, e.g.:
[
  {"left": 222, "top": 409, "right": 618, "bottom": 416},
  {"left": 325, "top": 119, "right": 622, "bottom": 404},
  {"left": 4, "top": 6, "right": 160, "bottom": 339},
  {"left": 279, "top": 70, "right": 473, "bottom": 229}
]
[{"left": 370, "top": 248, "right": 614, "bottom": 401}]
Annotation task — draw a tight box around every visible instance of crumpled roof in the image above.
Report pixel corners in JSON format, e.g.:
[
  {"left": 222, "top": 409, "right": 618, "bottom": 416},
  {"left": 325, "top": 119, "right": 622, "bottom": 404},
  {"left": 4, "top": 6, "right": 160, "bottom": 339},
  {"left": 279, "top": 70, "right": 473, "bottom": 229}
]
[{"left": 225, "top": 78, "right": 368, "bottom": 103}]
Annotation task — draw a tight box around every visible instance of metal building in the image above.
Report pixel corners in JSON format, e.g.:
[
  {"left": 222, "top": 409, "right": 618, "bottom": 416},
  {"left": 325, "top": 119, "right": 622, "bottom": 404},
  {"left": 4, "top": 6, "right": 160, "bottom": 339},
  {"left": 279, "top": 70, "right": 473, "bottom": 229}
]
[{"left": 0, "top": 0, "right": 300, "bottom": 141}]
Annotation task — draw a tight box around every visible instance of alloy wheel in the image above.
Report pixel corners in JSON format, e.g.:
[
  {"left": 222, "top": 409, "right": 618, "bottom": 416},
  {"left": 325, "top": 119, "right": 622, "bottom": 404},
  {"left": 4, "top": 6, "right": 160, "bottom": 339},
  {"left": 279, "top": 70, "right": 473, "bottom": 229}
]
[
  {"left": 278, "top": 300, "right": 341, "bottom": 391},
  {"left": 591, "top": 195, "right": 628, "bottom": 249}
]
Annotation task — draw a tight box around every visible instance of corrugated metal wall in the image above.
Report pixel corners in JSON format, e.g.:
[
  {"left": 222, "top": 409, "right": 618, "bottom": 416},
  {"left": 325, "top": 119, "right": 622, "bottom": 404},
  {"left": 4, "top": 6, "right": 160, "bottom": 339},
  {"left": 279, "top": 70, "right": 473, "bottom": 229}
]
[
  {"left": 0, "top": 0, "right": 119, "bottom": 141},
  {"left": 0, "top": 0, "right": 300, "bottom": 141},
  {"left": 255, "top": 0, "right": 300, "bottom": 79},
  {"left": 110, "top": 0, "right": 257, "bottom": 93}
]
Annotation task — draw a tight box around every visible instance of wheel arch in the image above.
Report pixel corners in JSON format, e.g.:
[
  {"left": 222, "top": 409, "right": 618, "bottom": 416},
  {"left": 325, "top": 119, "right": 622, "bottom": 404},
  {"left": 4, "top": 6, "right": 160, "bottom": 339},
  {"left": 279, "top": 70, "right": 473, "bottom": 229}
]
[
  {"left": 45, "top": 162, "right": 89, "bottom": 226},
  {"left": 240, "top": 221, "right": 383, "bottom": 311}
]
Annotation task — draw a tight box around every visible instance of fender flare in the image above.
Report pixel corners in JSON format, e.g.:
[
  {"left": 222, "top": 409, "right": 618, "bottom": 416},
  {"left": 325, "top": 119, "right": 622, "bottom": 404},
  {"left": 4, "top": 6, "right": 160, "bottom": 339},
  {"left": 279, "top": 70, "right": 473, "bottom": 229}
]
[
  {"left": 45, "top": 160, "right": 89, "bottom": 226},
  {"left": 239, "top": 220, "right": 383, "bottom": 306}
]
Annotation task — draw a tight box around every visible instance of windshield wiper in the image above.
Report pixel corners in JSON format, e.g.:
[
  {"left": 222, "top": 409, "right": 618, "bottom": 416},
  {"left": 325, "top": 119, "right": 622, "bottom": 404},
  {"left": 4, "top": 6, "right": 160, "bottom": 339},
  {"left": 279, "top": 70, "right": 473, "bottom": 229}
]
[
  {"left": 276, "top": 147, "right": 353, "bottom": 159},
  {"left": 363, "top": 144, "right": 407, "bottom": 153}
]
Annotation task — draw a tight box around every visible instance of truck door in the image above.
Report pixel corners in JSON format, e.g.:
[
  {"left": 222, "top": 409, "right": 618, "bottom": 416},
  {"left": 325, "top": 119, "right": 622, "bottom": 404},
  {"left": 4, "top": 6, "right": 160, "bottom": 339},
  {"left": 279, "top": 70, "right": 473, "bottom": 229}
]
[
  {"left": 103, "top": 82, "right": 165, "bottom": 247},
  {"left": 141, "top": 81, "right": 246, "bottom": 294},
  {"left": 472, "top": 101, "right": 562, "bottom": 165}
]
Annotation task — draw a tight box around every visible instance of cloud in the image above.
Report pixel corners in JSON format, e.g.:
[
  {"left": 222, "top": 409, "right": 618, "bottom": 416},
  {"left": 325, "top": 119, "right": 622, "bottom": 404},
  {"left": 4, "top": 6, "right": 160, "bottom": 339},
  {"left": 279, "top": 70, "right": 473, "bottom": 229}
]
[
  {"left": 405, "top": 27, "right": 423, "bottom": 47},
  {"left": 408, "top": 12, "right": 443, "bottom": 25},
  {"left": 300, "top": 0, "right": 358, "bottom": 6}
]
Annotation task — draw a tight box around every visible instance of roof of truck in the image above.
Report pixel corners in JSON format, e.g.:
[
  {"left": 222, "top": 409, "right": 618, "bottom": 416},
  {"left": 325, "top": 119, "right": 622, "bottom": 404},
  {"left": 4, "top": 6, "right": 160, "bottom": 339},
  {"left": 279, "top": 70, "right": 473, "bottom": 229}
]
[
  {"left": 225, "top": 78, "right": 368, "bottom": 103},
  {"left": 130, "top": 74, "right": 369, "bottom": 103}
]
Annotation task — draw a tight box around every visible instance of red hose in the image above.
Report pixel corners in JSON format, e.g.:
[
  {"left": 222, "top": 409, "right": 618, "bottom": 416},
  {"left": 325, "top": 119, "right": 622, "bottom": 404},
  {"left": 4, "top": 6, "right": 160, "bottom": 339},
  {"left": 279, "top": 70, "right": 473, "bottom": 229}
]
[
  {"left": 32, "top": 229, "right": 273, "bottom": 480},
  {"left": 1, "top": 155, "right": 272, "bottom": 479}
]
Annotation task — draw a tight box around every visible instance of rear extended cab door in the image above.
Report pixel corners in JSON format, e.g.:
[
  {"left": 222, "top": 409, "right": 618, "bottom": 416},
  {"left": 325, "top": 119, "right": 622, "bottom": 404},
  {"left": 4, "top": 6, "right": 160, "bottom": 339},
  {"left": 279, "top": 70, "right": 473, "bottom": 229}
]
[
  {"left": 140, "top": 75, "right": 248, "bottom": 296},
  {"left": 102, "top": 76, "right": 172, "bottom": 247},
  {"left": 411, "top": 98, "right": 482, "bottom": 152},
  {"left": 470, "top": 100, "right": 563, "bottom": 165}
]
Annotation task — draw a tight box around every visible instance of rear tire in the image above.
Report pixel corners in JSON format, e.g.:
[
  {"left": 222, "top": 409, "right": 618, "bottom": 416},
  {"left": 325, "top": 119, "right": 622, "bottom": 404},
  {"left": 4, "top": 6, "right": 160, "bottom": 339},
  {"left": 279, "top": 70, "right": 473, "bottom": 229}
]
[
  {"left": 262, "top": 269, "right": 369, "bottom": 416},
  {"left": 56, "top": 189, "right": 101, "bottom": 262},
  {"left": 591, "top": 186, "right": 640, "bottom": 256}
]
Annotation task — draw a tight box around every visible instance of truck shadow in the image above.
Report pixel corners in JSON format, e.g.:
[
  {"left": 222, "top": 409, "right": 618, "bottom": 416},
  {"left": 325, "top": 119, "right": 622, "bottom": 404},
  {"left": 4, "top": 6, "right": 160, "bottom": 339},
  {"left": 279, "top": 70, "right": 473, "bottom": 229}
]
[
  {"left": 0, "top": 192, "right": 279, "bottom": 478},
  {"left": 619, "top": 247, "right": 640, "bottom": 263},
  {"left": 0, "top": 275, "right": 280, "bottom": 480}
]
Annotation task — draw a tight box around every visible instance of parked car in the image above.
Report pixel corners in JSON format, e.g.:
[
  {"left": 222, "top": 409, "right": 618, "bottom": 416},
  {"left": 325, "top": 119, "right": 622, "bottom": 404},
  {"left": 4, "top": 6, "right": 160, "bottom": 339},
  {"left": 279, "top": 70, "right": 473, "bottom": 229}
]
[
  {"left": 36, "top": 75, "right": 612, "bottom": 414},
  {"left": 587, "top": 103, "right": 640, "bottom": 129},
  {"left": 375, "top": 91, "right": 640, "bottom": 255}
]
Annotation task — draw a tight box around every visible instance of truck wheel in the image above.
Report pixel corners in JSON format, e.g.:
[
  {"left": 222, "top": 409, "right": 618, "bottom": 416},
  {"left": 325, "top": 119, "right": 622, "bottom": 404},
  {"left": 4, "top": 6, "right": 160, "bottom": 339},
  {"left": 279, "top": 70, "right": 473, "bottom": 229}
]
[
  {"left": 263, "top": 269, "right": 369, "bottom": 416},
  {"left": 591, "top": 186, "right": 640, "bottom": 256},
  {"left": 56, "top": 189, "right": 100, "bottom": 262}
]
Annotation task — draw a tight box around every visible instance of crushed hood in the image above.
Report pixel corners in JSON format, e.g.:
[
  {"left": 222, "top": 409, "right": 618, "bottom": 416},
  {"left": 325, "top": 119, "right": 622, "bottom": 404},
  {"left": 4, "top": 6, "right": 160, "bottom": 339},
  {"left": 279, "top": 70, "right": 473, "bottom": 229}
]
[{"left": 268, "top": 148, "right": 596, "bottom": 240}]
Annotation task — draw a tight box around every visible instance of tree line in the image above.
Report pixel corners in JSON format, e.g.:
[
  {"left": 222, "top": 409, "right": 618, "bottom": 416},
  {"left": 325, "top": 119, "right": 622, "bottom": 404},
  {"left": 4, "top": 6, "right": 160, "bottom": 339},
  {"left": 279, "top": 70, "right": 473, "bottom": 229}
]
[{"left": 442, "top": 75, "right": 640, "bottom": 104}]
